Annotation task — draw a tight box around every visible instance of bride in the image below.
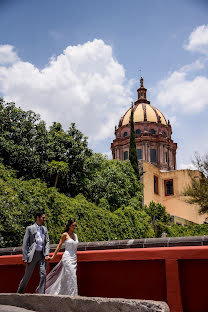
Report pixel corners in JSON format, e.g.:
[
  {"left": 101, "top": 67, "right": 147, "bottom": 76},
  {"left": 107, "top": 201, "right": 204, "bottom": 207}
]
[{"left": 45, "top": 218, "right": 78, "bottom": 295}]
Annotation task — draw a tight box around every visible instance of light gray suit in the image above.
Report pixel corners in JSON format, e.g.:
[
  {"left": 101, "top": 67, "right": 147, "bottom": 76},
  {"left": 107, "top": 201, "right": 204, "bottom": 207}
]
[{"left": 17, "top": 223, "right": 50, "bottom": 294}]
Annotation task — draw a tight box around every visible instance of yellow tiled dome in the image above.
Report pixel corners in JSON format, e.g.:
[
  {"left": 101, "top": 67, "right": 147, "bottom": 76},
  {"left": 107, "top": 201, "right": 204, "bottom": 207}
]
[
  {"left": 119, "top": 78, "right": 167, "bottom": 127},
  {"left": 121, "top": 103, "right": 167, "bottom": 126}
]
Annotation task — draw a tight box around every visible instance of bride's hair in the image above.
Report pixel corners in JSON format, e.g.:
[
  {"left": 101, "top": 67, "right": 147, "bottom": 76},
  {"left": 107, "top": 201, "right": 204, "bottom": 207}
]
[{"left": 64, "top": 218, "right": 76, "bottom": 233}]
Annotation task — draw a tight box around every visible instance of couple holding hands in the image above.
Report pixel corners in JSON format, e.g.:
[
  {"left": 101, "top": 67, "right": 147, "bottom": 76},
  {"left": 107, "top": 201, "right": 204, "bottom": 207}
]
[{"left": 17, "top": 211, "right": 78, "bottom": 296}]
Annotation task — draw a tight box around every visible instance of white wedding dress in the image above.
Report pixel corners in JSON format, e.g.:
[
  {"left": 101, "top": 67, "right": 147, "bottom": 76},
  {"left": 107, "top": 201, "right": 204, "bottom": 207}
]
[{"left": 45, "top": 234, "right": 78, "bottom": 295}]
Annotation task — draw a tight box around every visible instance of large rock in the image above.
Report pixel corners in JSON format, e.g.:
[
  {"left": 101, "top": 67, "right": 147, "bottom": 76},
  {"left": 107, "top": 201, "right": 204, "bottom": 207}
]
[{"left": 0, "top": 294, "right": 169, "bottom": 312}]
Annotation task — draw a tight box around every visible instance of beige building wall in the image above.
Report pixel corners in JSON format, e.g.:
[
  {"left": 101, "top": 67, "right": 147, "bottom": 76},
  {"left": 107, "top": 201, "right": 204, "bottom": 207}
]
[{"left": 143, "top": 161, "right": 208, "bottom": 224}]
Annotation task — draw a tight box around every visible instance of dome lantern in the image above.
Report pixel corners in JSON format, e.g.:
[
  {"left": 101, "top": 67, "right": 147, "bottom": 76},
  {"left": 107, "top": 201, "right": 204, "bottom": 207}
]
[{"left": 137, "top": 77, "right": 149, "bottom": 104}]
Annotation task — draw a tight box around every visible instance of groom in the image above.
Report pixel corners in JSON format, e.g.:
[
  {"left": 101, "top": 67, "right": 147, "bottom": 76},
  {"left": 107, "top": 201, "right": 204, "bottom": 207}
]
[{"left": 17, "top": 211, "right": 50, "bottom": 294}]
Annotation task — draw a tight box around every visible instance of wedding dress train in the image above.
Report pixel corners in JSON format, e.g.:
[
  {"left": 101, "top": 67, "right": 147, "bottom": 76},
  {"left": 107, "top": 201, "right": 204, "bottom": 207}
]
[{"left": 45, "top": 234, "right": 78, "bottom": 295}]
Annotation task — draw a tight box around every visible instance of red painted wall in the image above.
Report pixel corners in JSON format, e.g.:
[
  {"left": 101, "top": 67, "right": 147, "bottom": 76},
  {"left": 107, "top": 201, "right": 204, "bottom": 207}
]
[
  {"left": 77, "top": 259, "right": 166, "bottom": 301},
  {"left": 1, "top": 246, "right": 208, "bottom": 312},
  {"left": 178, "top": 259, "right": 208, "bottom": 312}
]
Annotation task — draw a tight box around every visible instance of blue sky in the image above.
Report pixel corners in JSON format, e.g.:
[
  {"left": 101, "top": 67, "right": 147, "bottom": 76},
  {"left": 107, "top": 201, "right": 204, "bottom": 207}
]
[{"left": 0, "top": 0, "right": 208, "bottom": 168}]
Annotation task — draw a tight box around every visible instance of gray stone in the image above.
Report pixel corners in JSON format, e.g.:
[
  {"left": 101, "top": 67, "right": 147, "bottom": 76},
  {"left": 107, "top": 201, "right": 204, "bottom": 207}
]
[
  {"left": 0, "top": 294, "right": 169, "bottom": 312},
  {"left": 199, "top": 235, "right": 208, "bottom": 246},
  {"left": 1, "top": 235, "right": 208, "bottom": 256},
  {"left": 0, "top": 305, "right": 36, "bottom": 312},
  {"left": 143, "top": 238, "right": 168, "bottom": 248},
  {"left": 168, "top": 236, "right": 202, "bottom": 247}
]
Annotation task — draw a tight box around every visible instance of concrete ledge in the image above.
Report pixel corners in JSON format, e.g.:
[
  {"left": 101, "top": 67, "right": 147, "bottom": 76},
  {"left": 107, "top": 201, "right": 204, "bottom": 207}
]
[
  {"left": 1, "top": 235, "right": 208, "bottom": 256},
  {"left": 0, "top": 294, "right": 169, "bottom": 312}
]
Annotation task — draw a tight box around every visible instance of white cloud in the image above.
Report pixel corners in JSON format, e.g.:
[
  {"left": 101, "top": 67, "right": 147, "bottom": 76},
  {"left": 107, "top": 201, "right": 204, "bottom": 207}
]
[
  {"left": 154, "top": 25, "right": 208, "bottom": 170},
  {"left": 0, "top": 39, "right": 132, "bottom": 142},
  {"left": 179, "top": 163, "right": 197, "bottom": 170},
  {"left": 185, "top": 24, "right": 208, "bottom": 55},
  {"left": 165, "top": 114, "right": 178, "bottom": 127},
  {"left": 156, "top": 70, "right": 208, "bottom": 113},
  {"left": 154, "top": 39, "right": 208, "bottom": 116},
  {"left": 180, "top": 59, "right": 205, "bottom": 73},
  {"left": 156, "top": 26, "right": 208, "bottom": 115},
  {"left": 102, "top": 151, "right": 112, "bottom": 159},
  {"left": 0, "top": 45, "right": 19, "bottom": 65}
]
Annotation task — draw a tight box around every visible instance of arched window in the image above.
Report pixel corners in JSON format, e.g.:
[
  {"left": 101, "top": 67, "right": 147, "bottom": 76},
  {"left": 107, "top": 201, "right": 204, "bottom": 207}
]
[
  {"left": 150, "top": 129, "right": 156, "bottom": 135},
  {"left": 162, "top": 131, "right": 167, "bottom": 137},
  {"left": 150, "top": 149, "right": 157, "bottom": 163},
  {"left": 136, "top": 129, "right": 141, "bottom": 135},
  {"left": 123, "top": 131, "right": 128, "bottom": 137},
  {"left": 124, "top": 151, "right": 128, "bottom": 160}
]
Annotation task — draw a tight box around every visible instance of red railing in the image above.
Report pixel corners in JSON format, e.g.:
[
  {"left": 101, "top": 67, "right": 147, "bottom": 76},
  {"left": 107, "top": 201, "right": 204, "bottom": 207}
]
[{"left": 1, "top": 246, "right": 208, "bottom": 312}]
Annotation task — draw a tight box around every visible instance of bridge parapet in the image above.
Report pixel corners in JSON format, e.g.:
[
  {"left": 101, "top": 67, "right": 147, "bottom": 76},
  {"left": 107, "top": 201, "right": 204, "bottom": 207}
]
[
  {"left": 1, "top": 238, "right": 208, "bottom": 312},
  {"left": 1, "top": 235, "right": 208, "bottom": 256}
]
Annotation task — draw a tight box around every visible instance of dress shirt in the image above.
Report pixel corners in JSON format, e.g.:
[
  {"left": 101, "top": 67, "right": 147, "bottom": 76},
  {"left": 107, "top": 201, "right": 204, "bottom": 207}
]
[{"left": 36, "top": 223, "right": 43, "bottom": 251}]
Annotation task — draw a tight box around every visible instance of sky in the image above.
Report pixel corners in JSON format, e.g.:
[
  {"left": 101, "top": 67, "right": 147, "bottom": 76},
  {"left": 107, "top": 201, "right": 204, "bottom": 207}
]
[{"left": 0, "top": 0, "right": 208, "bottom": 169}]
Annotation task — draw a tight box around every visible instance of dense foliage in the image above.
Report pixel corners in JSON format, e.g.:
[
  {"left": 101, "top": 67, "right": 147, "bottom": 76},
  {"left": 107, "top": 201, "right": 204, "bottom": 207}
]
[
  {"left": 0, "top": 99, "right": 49, "bottom": 178},
  {"left": 154, "top": 222, "right": 208, "bottom": 237},
  {"left": 0, "top": 163, "right": 154, "bottom": 247},
  {"left": 143, "top": 201, "right": 208, "bottom": 238},
  {"left": 0, "top": 99, "right": 92, "bottom": 196},
  {"left": 144, "top": 201, "right": 172, "bottom": 237},
  {"left": 82, "top": 153, "right": 143, "bottom": 211},
  {"left": 184, "top": 153, "right": 208, "bottom": 214}
]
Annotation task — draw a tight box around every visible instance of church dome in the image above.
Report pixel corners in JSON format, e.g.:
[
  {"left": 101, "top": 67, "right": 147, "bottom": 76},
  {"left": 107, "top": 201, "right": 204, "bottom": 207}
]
[
  {"left": 120, "top": 103, "right": 167, "bottom": 126},
  {"left": 119, "top": 77, "right": 167, "bottom": 127},
  {"left": 111, "top": 76, "right": 177, "bottom": 171}
]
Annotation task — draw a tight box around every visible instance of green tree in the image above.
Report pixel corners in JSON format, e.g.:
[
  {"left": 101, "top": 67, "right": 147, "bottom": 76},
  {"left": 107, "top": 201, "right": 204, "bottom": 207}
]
[
  {"left": 129, "top": 104, "right": 140, "bottom": 177},
  {"left": 48, "top": 160, "right": 69, "bottom": 188},
  {"left": 114, "top": 205, "right": 154, "bottom": 239},
  {"left": 144, "top": 201, "right": 172, "bottom": 237},
  {"left": 184, "top": 152, "right": 208, "bottom": 214},
  {"left": 0, "top": 100, "right": 92, "bottom": 195},
  {"left": 144, "top": 201, "right": 171, "bottom": 224},
  {"left": 65, "top": 123, "right": 92, "bottom": 196},
  {"left": 0, "top": 99, "right": 50, "bottom": 179},
  {"left": 83, "top": 153, "right": 143, "bottom": 211},
  {"left": 47, "top": 122, "right": 69, "bottom": 162},
  {"left": 41, "top": 122, "right": 92, "bottom": 195}
]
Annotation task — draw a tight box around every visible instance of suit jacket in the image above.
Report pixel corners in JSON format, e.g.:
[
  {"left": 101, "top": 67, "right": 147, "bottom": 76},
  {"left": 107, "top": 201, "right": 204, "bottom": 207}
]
[{"left": 22, "top": 223, "right": 50, "bottom": 263}]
